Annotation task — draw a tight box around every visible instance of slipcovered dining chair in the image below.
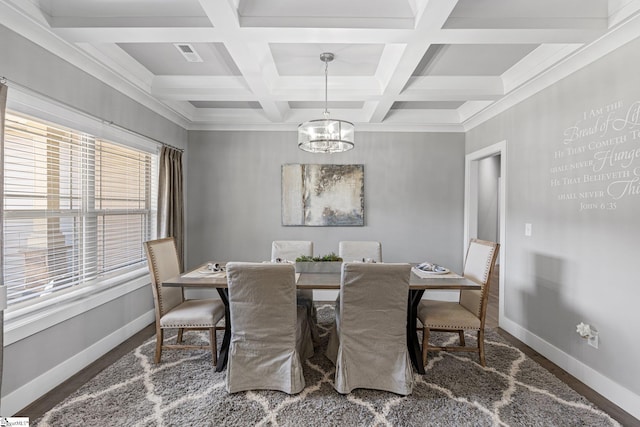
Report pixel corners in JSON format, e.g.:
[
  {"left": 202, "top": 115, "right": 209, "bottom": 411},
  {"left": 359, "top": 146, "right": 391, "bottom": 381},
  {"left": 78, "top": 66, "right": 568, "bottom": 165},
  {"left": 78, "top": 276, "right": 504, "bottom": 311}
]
[
  {"left": 338, "top": 240, "right": 382, "bottom": 262},
  {"left": 144, "top": 237, "right": 225, "bottom": 365},
  {"left": 418, "top": 238, "right": 500, "bottom": 367},
  {"left": 271, "top": 240, "right": 313, "bottom": 263},
  {"left": 225, "top": 262, "right": 313, "bottom": 394},
  {"left": 326, "top": 262, "right": 414, "bottom": 395},
  {"left": 271, "top": 240, "right": 319, "bottom": 343}
]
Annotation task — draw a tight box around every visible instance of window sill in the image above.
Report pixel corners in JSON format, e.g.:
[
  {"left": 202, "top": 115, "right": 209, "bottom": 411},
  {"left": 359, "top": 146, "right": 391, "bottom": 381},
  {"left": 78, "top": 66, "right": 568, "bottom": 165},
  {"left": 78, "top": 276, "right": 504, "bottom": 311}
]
[{"left": 4, "top": 268, "right": 151, "bottom": 346}]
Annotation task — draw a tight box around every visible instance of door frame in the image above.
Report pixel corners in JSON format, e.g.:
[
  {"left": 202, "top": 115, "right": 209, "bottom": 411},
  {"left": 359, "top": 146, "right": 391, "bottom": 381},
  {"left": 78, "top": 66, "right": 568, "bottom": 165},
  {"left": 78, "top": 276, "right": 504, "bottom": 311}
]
[{"left": 464, "top": 140, "right": 507, "bottom": 326}]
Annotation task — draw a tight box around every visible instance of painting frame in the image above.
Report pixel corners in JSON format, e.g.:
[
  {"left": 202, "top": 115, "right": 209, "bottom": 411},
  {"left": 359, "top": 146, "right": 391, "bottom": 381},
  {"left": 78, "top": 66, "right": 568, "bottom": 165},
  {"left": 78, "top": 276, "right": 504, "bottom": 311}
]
[{"left": 281, "top": 164, "right": 364, "bottom": 226}]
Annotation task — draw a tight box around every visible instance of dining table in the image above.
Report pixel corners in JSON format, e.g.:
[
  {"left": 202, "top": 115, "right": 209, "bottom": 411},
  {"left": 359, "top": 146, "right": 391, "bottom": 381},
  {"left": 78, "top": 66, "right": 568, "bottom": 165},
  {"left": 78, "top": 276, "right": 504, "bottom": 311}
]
[{"left": 163, "top": 262, "right": 481, "bottom": 374}]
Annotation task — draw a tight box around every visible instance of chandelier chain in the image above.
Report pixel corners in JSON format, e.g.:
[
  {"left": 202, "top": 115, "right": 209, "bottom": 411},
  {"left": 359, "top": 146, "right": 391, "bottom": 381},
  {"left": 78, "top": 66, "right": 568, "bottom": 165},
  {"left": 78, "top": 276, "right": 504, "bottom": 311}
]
[{"left": 324, "top": 56, "right": 329, "bottom": 117}]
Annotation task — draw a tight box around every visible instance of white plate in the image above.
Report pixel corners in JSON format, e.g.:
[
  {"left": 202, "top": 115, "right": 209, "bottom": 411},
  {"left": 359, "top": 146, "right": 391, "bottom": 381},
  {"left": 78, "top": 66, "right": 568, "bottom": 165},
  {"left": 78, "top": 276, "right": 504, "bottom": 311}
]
[
  {"left": 199, "top": 269, "right": 224, "bottom": 275},
  {"left": 415, "top": 263, "right": 450, "bottom": 274},
  {"left": 419, "top": 267, "right": 449, "bottom": 275}
]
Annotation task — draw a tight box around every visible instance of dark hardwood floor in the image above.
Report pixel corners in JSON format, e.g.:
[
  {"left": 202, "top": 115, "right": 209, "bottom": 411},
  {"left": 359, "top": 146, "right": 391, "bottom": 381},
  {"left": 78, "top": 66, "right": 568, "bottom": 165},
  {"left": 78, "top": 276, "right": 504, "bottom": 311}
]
[{"left": 18, "top": 270, "right": 640, "bottom": 426}]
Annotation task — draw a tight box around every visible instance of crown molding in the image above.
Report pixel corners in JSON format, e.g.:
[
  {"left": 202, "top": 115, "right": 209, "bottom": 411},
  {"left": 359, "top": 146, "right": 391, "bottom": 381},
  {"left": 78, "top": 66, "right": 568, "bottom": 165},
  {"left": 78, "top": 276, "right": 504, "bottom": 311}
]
[{"left": 186, "top": 122, "right": 464, "bottom": 133}]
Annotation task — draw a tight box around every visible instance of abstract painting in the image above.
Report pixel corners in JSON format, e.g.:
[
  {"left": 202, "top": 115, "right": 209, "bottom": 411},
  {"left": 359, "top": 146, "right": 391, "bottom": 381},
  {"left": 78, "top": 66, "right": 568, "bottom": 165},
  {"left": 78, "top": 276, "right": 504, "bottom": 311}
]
[{"left": 282, "top": 164, "right": 364, "bottom": 226}]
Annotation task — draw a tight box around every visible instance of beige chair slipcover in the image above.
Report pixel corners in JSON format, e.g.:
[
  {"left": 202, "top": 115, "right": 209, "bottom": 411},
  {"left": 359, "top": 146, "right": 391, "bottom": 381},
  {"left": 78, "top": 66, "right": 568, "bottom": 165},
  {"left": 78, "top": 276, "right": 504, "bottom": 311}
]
[
  {"left": 326, "top": 262, "right": 414, "bottom": 395},
  {"left": 144, "top": 237, "right": 225, "bottom": 364},
  {"left": 271, "top": 240, "right": 313, "bottom": 262},
  {"left": 225, "top": 262, "right": 313, "bottom": 394},
  {"left": 418, "top": 238, "right": 500, "bottom": 366},
  {"left": 338, "top": 240, "right": 382, "bottom": 262},
  {"left": 271, "top": 240, "right": 319, "bottom": 343}
]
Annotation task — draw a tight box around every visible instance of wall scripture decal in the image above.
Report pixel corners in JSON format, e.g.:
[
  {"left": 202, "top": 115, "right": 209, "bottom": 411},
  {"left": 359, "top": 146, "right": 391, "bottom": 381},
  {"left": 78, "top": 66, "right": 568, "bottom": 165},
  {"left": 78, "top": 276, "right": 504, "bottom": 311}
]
[{"left": 551, "top": 99, "right": 640, "bottom": 212}]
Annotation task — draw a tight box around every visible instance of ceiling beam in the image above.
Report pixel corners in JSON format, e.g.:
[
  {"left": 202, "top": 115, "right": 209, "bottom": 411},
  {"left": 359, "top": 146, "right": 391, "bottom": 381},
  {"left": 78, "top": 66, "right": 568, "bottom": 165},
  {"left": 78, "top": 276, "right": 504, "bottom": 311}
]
[
  {"left": 76, "top": 42, "right": 155, "bottom": 92},
  {"left": 50, "top": 26, "right": 414, "bottom": 44},
  {"left": 198, "top": 0, "right": 287, "bottom": 122},
  {"left": 400, "top": 76, "right": 504, "bottom": 100},
  {"left": 152, "top": 76, "right": 254, "bottom": 101},
  {"left": 367, "top": 0, "right": 460, "bottom": 123}
]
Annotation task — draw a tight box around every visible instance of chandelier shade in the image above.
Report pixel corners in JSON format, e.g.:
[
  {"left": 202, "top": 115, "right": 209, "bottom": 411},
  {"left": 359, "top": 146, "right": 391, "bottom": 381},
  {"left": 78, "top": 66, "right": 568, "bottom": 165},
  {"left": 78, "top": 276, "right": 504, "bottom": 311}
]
[
  {"left": 298, "top": 118, "right": 355, "bottom": 153},
  {"left": 297, "top": 52, "right": 354, "bottom": 153}
]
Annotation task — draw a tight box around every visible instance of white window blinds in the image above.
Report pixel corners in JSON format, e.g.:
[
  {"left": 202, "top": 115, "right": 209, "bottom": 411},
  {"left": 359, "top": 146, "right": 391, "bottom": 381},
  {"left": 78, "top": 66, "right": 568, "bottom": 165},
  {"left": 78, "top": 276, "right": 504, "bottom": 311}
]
[{"left": 3, "top": 112, "right": 157, "bottom": 306}]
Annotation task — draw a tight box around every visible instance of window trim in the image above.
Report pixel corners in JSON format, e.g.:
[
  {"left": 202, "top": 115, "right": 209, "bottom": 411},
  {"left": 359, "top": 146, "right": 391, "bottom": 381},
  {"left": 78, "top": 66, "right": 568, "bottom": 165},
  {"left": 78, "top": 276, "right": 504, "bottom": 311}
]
[
  {"left": 4, "top": 87, "right": 160, "bottom": 343},
  {"left": 4, "top": 268, "right": 150, "bottom": 345}
]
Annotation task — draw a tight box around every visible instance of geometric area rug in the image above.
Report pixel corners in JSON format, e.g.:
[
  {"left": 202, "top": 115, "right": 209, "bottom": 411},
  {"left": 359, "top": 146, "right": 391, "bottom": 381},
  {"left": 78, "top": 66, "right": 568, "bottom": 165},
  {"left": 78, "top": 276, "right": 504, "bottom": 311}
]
[{"left": 34, "top": 304, "right": 619, "bottom": 427}]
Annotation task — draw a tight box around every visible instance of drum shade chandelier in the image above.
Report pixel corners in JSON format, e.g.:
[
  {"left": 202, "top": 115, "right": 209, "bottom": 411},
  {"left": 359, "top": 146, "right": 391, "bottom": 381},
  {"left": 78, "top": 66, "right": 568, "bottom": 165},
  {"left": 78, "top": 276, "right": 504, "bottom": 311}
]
[{"left": 298, "top": 53, "right": 355, "bottom": 153}]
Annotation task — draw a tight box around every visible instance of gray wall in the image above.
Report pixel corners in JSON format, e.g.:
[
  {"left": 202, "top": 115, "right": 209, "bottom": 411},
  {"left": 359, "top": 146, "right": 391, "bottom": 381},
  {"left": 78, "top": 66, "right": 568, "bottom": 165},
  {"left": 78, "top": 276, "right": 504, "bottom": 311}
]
[
  {"left": 0, "top": 25, "right": 185, "bottom": 146},
  {"left": 1, "top": 24, "right": 186, "bottom": 409},
  {"left": 466, "top": 36, "right": 640, "bottom": 401},
  {"left": 477, "top": 155, "right": 500, "bottom": 242},
  {"left": 186, "top": 131, "right": 466, "bottom": 273}
]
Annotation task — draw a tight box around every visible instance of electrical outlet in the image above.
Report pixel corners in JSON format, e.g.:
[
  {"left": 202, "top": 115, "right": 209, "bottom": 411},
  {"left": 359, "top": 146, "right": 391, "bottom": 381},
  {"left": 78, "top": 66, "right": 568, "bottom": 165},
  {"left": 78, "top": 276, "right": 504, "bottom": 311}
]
[
  {"left": 524, "top": 223, "right": 532, "bottom": 237},
  {"left": 588, "top": 332, "right": 599, "bottom": 348}
]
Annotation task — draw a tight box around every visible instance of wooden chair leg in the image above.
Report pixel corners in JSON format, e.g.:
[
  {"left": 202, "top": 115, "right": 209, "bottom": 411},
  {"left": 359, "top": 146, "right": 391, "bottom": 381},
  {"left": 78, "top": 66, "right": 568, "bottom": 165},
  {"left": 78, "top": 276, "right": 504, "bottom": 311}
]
[
  {"left": 155, "top": 328, "right": 163, "bottom": 364},
  {"left": 209, "top": 328, "right": 217, "bottom": 365},
  {"left": 176, "top": 328, "right": 184, "bottom": 344},
  {"left": 458, "top": 330, "right": 466, "bottom": 346},
  {"left": 422, "top": 327, "right": 430, "bottom": 367},
  {"left": 478, "top": 329, "right": 486, "bottom": 367}
]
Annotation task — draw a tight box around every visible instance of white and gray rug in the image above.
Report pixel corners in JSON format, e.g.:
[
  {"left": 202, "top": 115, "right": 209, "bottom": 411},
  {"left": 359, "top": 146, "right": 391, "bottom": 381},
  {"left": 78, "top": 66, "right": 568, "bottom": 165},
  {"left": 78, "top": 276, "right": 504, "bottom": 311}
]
[{"left": 35, "top": 305, "right": 619, "bottom": 426}]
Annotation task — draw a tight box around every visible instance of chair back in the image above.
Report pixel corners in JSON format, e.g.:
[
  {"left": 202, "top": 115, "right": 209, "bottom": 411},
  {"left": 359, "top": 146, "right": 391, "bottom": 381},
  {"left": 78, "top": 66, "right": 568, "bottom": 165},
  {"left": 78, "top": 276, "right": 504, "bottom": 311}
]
[
  {"left": 143, "top": 237, "right": 184, "bottom": 317},
  {"left": 271, "top": 240, "right": 313, "bottom": 261},
  {"left": 338, "top": 241, "right": 382, "bottom": 262},
  {"left": 339, "top": 262, "right": 409, "bottom": 336},
  {"left": 331, "top": 262, "right": 413, "bottom": 394},
  {"left": 225, "top": 262, "right": 304, "bottom": 393},
  {"left": 459, "top": 239, "right": 500, "bottom": 319}
]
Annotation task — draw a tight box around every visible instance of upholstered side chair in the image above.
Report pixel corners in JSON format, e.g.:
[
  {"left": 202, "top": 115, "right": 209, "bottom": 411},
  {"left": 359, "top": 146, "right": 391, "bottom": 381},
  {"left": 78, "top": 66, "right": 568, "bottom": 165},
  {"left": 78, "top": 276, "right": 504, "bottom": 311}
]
[
  {"left": 271, "top": 240, "right": 318, "bottom": 343},
  {"left": 326, "top": 262, "right": 414, "bottom": 395},
  {"left": 225, "top": 262, "right": 313, "bottom": 394},
  {"left": 144, "top": 237, "right": 225, "bottom": 365},
  {"left": 418, "top": 238, "right": 500, "bottom": 367},
  {"left": 338, "top": 240, "right": 382, "bottom": 263}
]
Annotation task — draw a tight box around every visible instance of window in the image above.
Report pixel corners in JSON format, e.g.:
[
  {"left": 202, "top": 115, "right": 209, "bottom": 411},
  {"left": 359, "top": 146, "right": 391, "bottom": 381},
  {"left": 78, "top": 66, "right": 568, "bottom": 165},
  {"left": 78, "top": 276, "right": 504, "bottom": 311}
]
[{"left": 3, "top": 112, "right": 157, "bottom": 307}]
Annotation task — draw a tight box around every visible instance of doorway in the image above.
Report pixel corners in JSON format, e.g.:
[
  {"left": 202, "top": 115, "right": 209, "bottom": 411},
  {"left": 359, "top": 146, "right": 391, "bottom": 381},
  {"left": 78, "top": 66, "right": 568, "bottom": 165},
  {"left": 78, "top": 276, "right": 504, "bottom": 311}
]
[{"left": 464, "top": 141, "right": 506, "bottom": 327}]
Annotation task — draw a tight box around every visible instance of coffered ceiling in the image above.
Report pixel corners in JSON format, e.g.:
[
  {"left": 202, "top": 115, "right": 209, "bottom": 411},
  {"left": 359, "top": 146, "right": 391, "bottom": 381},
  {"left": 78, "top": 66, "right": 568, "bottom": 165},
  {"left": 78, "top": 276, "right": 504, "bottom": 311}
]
[{"left": 1, "top": 0, "right": 639, "bottom": 131}]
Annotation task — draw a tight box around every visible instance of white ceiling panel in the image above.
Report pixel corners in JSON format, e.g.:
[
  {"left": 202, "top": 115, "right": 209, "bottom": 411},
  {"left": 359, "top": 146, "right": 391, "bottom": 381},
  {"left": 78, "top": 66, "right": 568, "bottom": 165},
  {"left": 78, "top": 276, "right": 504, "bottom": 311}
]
[
  {"left": 42, "top": 0, "right": 208, "bottom": 18},
  {"left": 118, "top": 43, "right": 241, "bottom": 76},
  {"left": 271, "top": 44, "right": 384, "bottom": 76},
  {"left": 391, "top": 101, "right": 465, "bottom": 110},
  {"left": 190, "top": 101, "right": 262, "bottom": 109},
  {"left": 289, "top": 101, "right": 365, "bottom": 109},
  {"left": 238, "top": 0, "right": 416, "bottom": 28},
  {"left": 447, "top": 0, "right": 606, "bottom": 21},
  {"left": 414, "top": 44, "right": 539, "bottom": 76}
]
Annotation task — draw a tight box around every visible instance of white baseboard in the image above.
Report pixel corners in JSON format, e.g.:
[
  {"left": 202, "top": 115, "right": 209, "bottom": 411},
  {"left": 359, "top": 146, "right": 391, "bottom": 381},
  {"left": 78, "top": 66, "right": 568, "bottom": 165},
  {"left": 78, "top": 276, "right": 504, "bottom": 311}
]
[
  {"left": 2, "top": 310, "right": 154, "bottom": 416},
  {"left": 500, "top": 316, "right": 640, "bottom": 421}
]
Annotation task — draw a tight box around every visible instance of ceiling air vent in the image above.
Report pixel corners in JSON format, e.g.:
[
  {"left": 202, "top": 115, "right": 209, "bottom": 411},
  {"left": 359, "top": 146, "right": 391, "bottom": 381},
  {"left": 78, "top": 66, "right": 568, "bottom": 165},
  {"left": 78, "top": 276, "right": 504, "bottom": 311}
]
[{"left": 174, "top": 43, "right": 203, "bottom": 63}]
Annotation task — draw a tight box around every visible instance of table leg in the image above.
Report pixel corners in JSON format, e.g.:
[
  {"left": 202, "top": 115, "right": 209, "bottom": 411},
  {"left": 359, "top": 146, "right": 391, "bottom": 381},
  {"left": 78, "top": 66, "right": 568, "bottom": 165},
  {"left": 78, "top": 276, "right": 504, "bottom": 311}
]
[
  {"left": 407, "top": 289, "right": 425, "bottom": 374},
  {"left": 215, "top": 288, "right": 231, "bottom": 372}
]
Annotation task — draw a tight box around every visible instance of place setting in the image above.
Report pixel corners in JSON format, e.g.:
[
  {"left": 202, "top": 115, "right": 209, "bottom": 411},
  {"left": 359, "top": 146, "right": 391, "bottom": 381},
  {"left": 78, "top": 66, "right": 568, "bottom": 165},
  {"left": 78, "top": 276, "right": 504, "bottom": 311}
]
[
  {"left": 183, "top": 263, "right": 227, "bottom": 278},
  {"left": 412, "top": 262, "right": 461, "bottom": 279}
]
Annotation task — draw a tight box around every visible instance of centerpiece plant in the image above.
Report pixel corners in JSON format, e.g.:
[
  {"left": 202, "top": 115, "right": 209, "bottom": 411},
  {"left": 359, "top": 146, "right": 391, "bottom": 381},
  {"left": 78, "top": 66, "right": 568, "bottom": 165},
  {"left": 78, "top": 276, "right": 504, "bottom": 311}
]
[
  {"left": 295, "top": 252, "right": 343, "bottom": 262},
  {"left": 294, "top": 252, "right": 343, "bottom": 273}
]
